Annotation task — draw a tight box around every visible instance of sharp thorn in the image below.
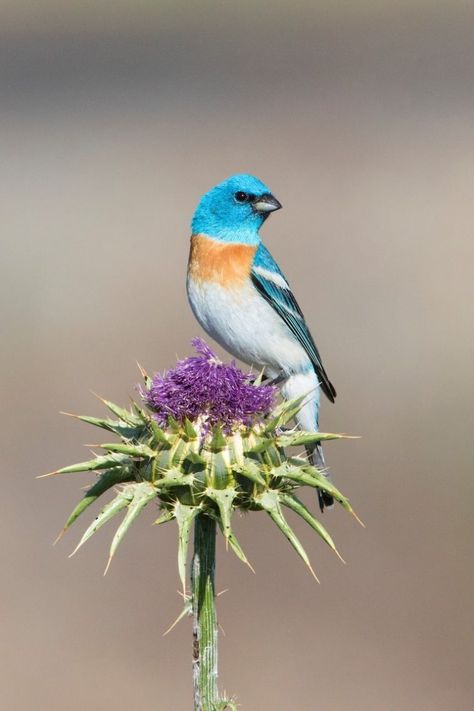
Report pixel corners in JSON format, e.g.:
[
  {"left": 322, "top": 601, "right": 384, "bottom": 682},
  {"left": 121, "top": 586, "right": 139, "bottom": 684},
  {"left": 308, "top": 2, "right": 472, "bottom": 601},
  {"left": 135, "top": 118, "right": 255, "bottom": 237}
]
[
  {"left": 90, "top": 390, "right": 108, "bottom": 405},
  {"left": 163, "top": 607, "right": 189, "bottom": 637},
  {"left": 53, "top": 527, "right": 67, "bottom": 545},
  {"left": 68, "top": 536, "right": 87, "bottom": 557},
  {"left": 162, "top": 619, "right": 180, "bottom": 637},
  {"left": 351, "top": 510, "right": 366, "bottom": 528},
  {"left": 37, "top": 471, "right": 58, "bottom": 479},
  {"left": 308, "top": 563, "right": 320, "bottom": 584},
  {"left": 60, "top": 411, "right": 80, "bottom": 419},
  {"left": 103, "top": 555, "right": 113, "bottom": 576},
  {"left": 136, "top": 361, "right": 149, "bottom": 379}
]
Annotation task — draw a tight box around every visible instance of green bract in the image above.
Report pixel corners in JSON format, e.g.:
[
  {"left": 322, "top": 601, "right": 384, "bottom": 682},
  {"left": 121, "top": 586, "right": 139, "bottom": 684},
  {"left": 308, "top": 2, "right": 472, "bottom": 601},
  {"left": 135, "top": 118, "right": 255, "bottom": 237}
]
[{"left": 43, "top": 387, "right": 357, "bottom": 584}]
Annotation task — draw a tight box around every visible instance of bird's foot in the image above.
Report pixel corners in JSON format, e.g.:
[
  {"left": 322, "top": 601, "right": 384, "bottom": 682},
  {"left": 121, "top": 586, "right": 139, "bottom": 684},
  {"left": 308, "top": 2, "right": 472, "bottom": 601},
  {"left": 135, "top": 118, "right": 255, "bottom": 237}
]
[{"left": 267, "top": 371, "right": 287, "bottom": 387}]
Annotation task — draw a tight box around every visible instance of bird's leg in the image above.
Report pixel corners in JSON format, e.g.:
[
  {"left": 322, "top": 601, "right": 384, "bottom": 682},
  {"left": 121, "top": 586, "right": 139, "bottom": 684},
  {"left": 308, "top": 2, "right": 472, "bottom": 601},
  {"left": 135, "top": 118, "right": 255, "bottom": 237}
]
[
  {"left": 255, "top": 369, "right": 286, "bottom": 386},
  {"left": 267, "top": 371, "right": 287, "bottom": 387}
]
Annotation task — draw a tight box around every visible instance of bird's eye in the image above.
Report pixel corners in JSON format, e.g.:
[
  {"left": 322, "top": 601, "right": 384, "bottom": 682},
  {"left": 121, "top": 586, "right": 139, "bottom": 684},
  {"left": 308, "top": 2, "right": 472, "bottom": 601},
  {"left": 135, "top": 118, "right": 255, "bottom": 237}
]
[{"left": 234, "top": 191, "right": 248, "bottom": 203}]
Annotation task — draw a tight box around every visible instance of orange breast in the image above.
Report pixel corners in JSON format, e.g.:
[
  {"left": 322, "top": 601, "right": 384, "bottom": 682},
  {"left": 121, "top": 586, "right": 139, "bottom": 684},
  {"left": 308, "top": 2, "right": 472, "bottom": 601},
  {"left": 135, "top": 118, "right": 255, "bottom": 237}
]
[{"left": 188, "top": 234, "right": 256, "bottom": 288}]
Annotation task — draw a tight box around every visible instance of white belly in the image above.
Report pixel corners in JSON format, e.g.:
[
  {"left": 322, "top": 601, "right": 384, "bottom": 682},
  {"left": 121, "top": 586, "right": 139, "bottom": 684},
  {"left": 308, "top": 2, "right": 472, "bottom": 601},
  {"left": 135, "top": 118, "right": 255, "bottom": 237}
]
[{"left": 187, "top": 277, "right": 310, "bottom": 374}]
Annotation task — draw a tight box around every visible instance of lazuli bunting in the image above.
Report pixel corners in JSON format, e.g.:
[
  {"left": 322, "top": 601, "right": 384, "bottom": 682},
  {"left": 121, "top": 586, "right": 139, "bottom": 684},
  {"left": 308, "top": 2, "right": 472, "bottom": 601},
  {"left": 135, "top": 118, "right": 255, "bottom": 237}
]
[{"left": 187, "top": 174, "right": 336, "bottom": 510}]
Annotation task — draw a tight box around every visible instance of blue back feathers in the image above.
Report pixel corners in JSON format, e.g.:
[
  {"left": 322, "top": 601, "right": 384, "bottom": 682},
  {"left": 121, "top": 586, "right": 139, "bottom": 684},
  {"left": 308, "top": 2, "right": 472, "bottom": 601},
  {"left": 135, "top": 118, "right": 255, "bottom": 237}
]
[
  {"left": 253, "top": 241, "right": 285, "bottom": 275},
  {"left": 191, "top": 174, "right": 273, "bottom": 244}
]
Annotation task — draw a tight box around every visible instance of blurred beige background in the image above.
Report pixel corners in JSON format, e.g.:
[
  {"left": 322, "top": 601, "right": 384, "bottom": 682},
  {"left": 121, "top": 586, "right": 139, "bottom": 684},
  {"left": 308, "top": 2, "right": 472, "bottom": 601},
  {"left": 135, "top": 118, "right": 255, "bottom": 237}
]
[{"left": 1, "top": 2, "right": 473, "bottom": 709}]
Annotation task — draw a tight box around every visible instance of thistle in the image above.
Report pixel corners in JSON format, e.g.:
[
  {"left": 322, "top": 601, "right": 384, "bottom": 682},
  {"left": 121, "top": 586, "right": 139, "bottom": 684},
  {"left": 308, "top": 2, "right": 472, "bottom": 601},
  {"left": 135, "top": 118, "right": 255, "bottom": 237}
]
[{"left": 42, "top": 339, "right": 358, "bottom": 711}]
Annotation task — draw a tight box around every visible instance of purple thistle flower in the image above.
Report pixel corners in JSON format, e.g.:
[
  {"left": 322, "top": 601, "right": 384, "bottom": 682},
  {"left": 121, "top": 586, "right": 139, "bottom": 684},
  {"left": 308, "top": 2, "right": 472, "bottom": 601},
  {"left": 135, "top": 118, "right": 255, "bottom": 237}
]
[{"left": 144, "top": 338, "right": 275, "bottom": 431}]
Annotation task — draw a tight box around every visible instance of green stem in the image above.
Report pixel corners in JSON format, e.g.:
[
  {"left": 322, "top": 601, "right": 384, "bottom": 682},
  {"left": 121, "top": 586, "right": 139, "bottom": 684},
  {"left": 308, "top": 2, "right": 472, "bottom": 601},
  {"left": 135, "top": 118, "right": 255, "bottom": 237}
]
[{"left": 192, "top": 514, "right": 218, "bottom": 711}]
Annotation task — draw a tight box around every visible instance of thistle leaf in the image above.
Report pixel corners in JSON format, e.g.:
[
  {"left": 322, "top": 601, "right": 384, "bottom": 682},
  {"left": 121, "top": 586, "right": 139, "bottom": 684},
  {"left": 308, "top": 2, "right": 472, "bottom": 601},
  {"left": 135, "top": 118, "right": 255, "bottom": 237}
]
[
  {"left": 277, "top": 398, "right": 314, "bottom": 427},
  {"left": 174, "top": 502, "right": 200, "bottom": 593},
  {"left": 209, "top": 425, "right": 227, "bottom": 452},
  {"left": 279, "top": 492, "right": 344, "bottom": 561},
  {"left": 216, "top": 518, "right": 254, "bottom": 572},
  {"left": 185, "top": 451, "right": 206, "bottom": 465},
  {"left": 59, "top": 466, "right": 135, "bottom": 537},
  {"left": 150, "top": 420, "right": 171, "bottom": 448},
  {"left": 205, "top": 487, "right": 237, "bottom": 543},
  {"left": 264, "top": 394, "right": 308, "bottom": 432},
  {"left": 301, "top": 464, "right": 354, "bottom": 512},
  {"left": 62, "top": 413, "right": 144, "bottom": 440},
  {"left": 183, "top": 418, "right": 198, "bottom": 440},
  {"left": 255, "top": 489, "right": 319, "bottom": 580},
  {"left": 100, "top": 442, "right": 156, "bottom": 458},
  {"left": 274, "top": 461, "right": 352, "bottom": 511},
  {"left": 168, "top": 436, "right": 192, "bottom": 469},
  {"left": 105, "top": 482, "right": 158, "bottom": 574},
  {"left": 130, "top": 399, "right": 149, "bottom": 423},
  {"left": 246, "top": 437, "right": 274, "bottom": 454},
  {"left": 155, "top": 470, "right": 195, "bottom": 490},
  {"left": 153, "top": 509, "right": 175, "bottom": 525},
  {"left": 277, "top": 431, "right": 344, "bottom": 447},
  {"left": 229, "top": 432, "right": 245, "bottom": 466},
  {"left": 235, "top": 458, "right": 266, "bottom": 486},
  {"left": 209, "top": 449, "right": 232, "bottom": 489},
  {"left": 92, "top": 394, "right": 142, "bottom": 426},
  {"left": 167, "top": 415, "right": 181, "bottom": 433},
  {"left": 40, "top": 452, "right": 131, "bottom": 478},
  {"left": 70, "top": 486, "right": 135, "bottom": 556}
]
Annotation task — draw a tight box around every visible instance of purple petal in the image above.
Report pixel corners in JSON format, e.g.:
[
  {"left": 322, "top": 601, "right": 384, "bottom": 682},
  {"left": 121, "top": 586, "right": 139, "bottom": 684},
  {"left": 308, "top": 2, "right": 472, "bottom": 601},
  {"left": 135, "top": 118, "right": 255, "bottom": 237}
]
[{"left": 144, "top": 339, "right": 275, "bottom": 430}]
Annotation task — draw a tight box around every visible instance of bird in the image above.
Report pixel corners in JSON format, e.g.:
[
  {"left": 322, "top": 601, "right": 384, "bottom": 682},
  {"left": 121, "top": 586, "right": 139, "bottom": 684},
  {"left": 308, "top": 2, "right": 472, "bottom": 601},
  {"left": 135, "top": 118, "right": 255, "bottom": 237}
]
[{"left": 186, "top": 174, "right": 336, "bottom": 510}]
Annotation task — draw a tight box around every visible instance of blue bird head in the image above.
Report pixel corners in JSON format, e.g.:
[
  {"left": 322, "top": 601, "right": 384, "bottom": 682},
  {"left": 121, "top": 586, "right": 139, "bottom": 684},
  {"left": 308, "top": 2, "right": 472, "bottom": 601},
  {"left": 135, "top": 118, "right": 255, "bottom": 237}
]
[{"left": 191, "top": 174, "right": 282, "bottom": 244}]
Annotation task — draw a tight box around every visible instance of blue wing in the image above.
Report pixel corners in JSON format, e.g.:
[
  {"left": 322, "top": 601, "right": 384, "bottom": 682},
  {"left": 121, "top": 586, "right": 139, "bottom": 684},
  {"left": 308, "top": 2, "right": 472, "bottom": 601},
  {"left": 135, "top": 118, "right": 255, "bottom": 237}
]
[{"left": 251, "top": 243, "right": 336, "bottom": 402}]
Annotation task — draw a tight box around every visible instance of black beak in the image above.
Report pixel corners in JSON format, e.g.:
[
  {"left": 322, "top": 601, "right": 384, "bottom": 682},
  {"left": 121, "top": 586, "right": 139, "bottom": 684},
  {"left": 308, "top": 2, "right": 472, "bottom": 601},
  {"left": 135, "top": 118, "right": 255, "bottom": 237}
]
[{"left": 252, "top": 193, "right": 282, "bottom": 213}]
